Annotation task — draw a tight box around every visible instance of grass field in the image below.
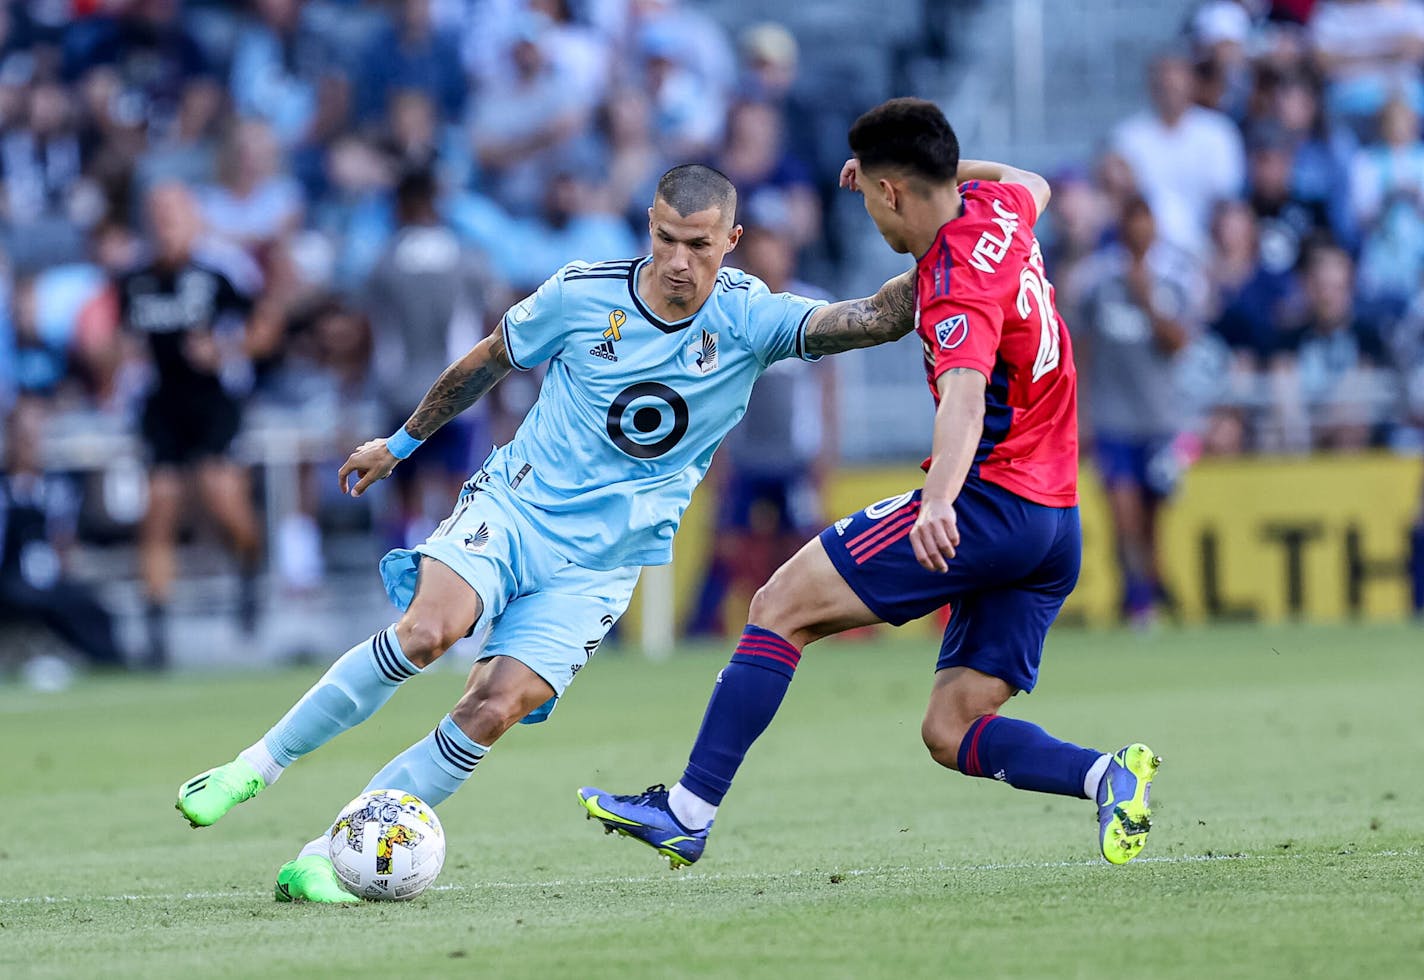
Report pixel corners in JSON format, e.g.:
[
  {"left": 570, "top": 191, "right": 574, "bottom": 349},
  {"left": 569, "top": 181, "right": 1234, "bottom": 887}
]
[{"left": 2, "top": 622, "right": 1422, "bottom": 979}]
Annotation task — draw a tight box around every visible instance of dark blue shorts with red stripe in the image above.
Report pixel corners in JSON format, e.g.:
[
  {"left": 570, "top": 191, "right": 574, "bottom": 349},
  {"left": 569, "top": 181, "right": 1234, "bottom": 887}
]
[{"left": 819, "top": 477, "right": 1081, "bottom": 693}]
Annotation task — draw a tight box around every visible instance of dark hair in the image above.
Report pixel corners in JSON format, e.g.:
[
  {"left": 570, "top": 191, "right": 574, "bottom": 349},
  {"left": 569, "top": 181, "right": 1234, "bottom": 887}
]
[
  {"left": 848, "top": 97, "right": 958, "bottom": 184},
  {"left": 655, "top": 164, "right": 737, "bottom": 221},
  {"left": 396, "top": 168, "right": 437, "bottom": 214}
]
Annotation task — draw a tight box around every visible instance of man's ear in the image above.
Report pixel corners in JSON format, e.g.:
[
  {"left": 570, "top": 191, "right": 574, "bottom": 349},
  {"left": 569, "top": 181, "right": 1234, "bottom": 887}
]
[
  {"left": 879, "top": 178, "right": 899, "bottom": 212},
  {"left": 725, "top": 223, "right": 743, "bottom": 254}
]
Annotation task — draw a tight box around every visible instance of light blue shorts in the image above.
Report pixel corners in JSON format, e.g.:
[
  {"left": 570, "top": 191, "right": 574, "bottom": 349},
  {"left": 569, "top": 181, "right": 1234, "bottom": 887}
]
[{"left": 379, "top": 479, "right": 640, "bottom": 724}]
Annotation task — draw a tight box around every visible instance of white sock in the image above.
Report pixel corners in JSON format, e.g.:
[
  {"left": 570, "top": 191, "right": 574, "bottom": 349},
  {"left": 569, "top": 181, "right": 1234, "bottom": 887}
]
[
  {"left": 668, "top": 782, "right": 718, "bottom": 830},
  {"left": 1083, "top": 754, "right": 1112, "bottom": 800},
  {"left": 239, "top": 739, "right": 285, "bottom": 787},
  {"left": 297, "top": 834, "right": 330, "bottom": 861}
]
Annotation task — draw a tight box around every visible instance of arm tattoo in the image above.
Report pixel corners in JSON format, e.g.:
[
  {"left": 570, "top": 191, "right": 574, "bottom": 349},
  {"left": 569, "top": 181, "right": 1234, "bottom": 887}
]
[
  {"left": 404, "top": 325, "right": 513, "bottom": 440},
  {"left": 803, "top": 270, "right": 917, "bottom": 357}
]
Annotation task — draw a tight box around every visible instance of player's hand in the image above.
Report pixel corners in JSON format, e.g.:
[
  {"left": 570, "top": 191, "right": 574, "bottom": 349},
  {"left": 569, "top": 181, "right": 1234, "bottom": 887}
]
[
  {"left": 910, "top": 497, "right": 960, "bottom": 573},
  {"left": 338, "top": 439, "right": 399, "bottom": 497},
  {"left": 839, "top": 158, "right": 862, "bottom": 192}
]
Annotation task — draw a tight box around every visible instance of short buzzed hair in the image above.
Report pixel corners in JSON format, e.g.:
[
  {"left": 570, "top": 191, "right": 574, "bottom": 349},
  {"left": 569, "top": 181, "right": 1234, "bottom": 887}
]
[{"left": 655, "top": 164, "right": 737, "bottom": 221}]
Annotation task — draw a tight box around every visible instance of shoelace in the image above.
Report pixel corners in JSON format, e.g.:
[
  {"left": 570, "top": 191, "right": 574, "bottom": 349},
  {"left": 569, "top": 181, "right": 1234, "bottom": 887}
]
[{"left": 627, "top": 783, "right": 670, "bottom": 806}]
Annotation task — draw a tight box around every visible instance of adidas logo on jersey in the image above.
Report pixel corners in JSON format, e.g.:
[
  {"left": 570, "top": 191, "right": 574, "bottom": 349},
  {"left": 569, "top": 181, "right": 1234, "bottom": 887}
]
[
  {"left": 590, "top": 339, "right": 618, "bottom": 361},
  {"left": 833, "top": 516, "right": 853, "bottom": 535}
]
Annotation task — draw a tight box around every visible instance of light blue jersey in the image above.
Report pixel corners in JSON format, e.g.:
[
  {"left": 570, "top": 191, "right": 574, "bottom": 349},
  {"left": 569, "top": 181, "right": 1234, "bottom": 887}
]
[{"left": 485, "top": 255, "right": 827, "bottom": 570}]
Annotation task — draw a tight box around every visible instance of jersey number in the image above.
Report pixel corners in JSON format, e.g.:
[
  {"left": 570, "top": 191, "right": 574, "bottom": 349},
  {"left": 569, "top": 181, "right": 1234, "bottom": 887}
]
[{"left": 1017, "top": 265, "right": 1061, "bottom": 382}]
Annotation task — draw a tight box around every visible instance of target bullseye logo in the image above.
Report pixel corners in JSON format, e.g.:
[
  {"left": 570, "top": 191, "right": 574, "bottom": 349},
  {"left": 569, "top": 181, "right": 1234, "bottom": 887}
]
[{"left": 606, "top": 382, "right": 689, "bottom": 459}]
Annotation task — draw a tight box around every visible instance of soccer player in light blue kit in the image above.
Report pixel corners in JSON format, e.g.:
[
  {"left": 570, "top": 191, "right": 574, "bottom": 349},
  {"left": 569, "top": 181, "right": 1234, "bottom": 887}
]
[{"left": 174, "top": 165, "right": 918, "bottom": 902}]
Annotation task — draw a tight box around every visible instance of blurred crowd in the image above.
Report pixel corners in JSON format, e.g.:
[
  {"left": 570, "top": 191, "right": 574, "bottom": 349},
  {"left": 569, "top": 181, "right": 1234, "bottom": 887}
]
[
  {"left": 1048, "top": 0, "right": 1424, "bottom": 459},
  {"left": 0, "top": 0, "right": 843, "bottom": 661},
  {"left": 0, "top": 0, "right": 830, "bottom": 419},
  {"left": 1045, "top": 0, "right": 1424, "bottom": 624}
]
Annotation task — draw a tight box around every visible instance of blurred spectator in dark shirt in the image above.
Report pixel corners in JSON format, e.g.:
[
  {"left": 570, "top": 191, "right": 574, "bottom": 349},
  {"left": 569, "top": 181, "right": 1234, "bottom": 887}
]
[
  {"left": 1075, "top": 196, "right": 1203, "bottom": 625},
  {"left": 0, "top": 397, "right": 125, "bottom": 668},
  {"left": 1350, "top": 97, "right": 1424, "bottom": 305},
  {"left": 356, "top": 0, "right": 465, "bottom": 125},
  {"left": 62, "top": 0, "right": 211, "bottom": 138},
  {"left": 1272, "top": 72, "right": 1358, "bottom": 247},
  {"left": 1208, "top": 199, "right": 1301, "bottom": 364},
  {"left": 1247, "top": 125, "right": 1334, "bottom": 275},
  {"left": 1269, "top": 243, "right": 1389, "bottom": 450},
  {"left": 716, "top": 101, "right": 819, "bottom": 250}
]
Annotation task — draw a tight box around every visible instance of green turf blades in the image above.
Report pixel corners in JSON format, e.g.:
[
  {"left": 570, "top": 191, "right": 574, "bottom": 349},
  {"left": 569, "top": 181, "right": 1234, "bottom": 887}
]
[
  {"left": 175, "top": 758, "right": 266, "bottom": 828},
  {"left": 2, "top": 623, "right": 1421, "bottom": 977},
  {"left": 274, "top": 856, "right": 359, "bottom": 904}
]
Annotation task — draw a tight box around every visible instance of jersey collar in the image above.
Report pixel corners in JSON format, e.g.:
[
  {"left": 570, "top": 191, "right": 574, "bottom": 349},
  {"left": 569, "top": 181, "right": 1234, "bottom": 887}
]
[{"left": 628, "top": 256, "right": 702, "bottom": 334}]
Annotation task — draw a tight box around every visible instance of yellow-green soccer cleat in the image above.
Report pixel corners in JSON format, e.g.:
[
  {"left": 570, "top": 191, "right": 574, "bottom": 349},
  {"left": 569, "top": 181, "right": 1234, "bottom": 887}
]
[
  {"left": 274, "top": 855, "right": 360, "bottom": 904},
  {"left": 175, "top": 759, "right": 265, "bottom": 828},
  {"left": 1096, "top": 743, "right": 1161, "bottom": 865}
]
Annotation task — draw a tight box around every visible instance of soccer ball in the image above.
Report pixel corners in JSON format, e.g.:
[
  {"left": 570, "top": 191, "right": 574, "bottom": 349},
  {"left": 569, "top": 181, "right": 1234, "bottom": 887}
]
[{"left": 328, "top": 789, "right": 446, "bottom": 901}]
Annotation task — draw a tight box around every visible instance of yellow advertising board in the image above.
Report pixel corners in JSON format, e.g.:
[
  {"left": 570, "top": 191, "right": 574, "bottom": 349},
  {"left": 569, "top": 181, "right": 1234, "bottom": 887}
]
[{"left": 631, "top": 454, "right": 1420, "bottom": 633}]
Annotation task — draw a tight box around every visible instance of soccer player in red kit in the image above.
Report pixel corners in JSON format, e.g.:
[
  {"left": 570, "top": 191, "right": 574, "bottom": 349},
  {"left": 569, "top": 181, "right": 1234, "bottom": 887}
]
[{"left": 580, "top": 98, "right": 1161, "bottom": 867}]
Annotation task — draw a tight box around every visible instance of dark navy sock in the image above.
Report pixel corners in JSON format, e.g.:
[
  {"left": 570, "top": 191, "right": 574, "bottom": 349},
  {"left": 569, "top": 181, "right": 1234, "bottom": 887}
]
[
  {"left": 957, "top": 714, "right": 1102, "bottom": 799},
  {"left": 1410, "top": 525, "right": 1424, "bottom": 613},
  {"left": 680, "top": 625, "right": 800, "bottom": 805}
]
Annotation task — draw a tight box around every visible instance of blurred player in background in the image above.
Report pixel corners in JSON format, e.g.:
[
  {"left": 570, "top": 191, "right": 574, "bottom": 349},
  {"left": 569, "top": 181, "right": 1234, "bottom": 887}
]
[
  {"left": 173, "top": 164, "right": 923, "bottom": 904},
  {"left": 687, "top": 215, "right": 835, "bottom": 637},
  {"left": 1075, "top": 195, "right": 1201, "bottom": 627},
  {"left": 118, "top": 183, "right": 283, "bottom": 668},
  {"left": 581, "top": 99, "right": 1161, "bottom": 868}
]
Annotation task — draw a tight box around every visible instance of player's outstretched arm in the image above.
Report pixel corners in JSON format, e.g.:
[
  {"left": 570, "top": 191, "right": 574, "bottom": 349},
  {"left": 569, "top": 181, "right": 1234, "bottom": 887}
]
[
  {"left": 339, "top": 325, "right": 513, "bottom": 496},
  {"left": 955, "top": 159, "right": 1051, "bottom": 219},
  {"left": 801, "top": 269, "right": 916, "bottom": 357},
  {"left": 912, "top": 368, "right": 987, "bottom": 573}
]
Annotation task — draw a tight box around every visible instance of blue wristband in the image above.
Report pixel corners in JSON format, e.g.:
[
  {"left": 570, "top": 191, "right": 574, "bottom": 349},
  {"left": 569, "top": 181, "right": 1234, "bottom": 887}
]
[{"left": 386, "top": 425, "right": 424, "bottom": 460}]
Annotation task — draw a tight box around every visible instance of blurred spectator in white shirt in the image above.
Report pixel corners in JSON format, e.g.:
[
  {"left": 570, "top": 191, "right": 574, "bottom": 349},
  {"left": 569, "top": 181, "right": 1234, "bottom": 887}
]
[
  {"left": 198, "top": 118, "right": 304, "bottom": 263},
  {"left": 1112, "top": 51, "right": 1246, "bottom": 256}
]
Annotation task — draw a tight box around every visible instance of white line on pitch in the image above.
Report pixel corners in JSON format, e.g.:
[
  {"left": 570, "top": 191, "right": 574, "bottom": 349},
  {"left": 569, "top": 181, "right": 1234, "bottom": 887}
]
[{"left": 2, "top": 849, "right": 1416, "bottom": 907}]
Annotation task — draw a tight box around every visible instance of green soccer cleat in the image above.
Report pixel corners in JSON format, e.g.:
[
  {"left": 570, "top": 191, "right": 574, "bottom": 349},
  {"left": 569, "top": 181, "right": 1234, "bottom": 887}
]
[
  {"left": 274, "top": 855, "right": 359, "bottom": 904},
  {"left": 1096, "top": 743, "right": 1162, "bottom": 865},
  {"left": 175, "top": 759, "right": 266, "bottom": 828}
]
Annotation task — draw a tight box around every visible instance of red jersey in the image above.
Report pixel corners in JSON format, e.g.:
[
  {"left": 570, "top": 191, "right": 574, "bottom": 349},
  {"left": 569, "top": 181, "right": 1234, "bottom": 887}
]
[{"left": 914, "top": 180, "right": 1078, "bottom": 507}]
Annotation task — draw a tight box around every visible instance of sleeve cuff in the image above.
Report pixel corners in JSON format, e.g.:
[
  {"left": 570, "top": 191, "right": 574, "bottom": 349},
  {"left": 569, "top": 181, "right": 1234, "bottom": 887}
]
[
  {"left": 501, "top": 316, "right": 532, "bottom": 371},
  {"left": 795, "top": 304, "right": 825, "bottom": 362}
]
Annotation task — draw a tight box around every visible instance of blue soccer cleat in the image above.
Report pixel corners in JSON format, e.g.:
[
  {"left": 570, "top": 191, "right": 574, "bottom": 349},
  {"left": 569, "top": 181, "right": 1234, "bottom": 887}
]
[
  {"left": 1096, "top": 743, "right": 1161, "bottom": 865},
  {"left": 577, "top": 784, "right": 709, "bottom": 869}
]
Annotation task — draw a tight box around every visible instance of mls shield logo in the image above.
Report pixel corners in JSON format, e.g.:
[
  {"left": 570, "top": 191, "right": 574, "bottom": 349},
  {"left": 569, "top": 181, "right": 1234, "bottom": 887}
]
[
  {"left": 689, "top": 329, "right": 718, "bottom": 375},
  {"left": 462, "top": 522, "right": 491, "bottom": 553},
  {"left": 935, "top": 313, "right": 969, "bottom": 349}
]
